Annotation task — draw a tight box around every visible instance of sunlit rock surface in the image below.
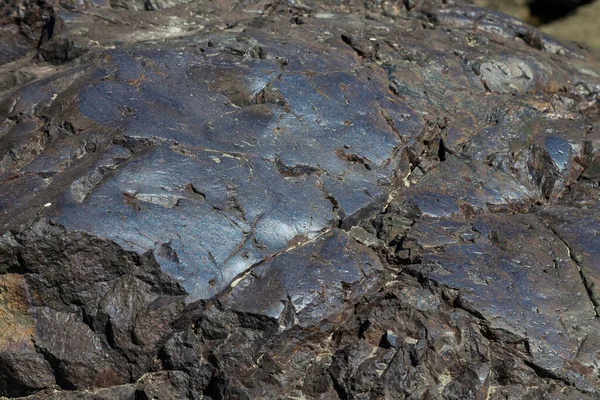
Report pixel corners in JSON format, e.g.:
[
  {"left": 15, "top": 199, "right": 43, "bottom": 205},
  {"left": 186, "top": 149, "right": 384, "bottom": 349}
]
[{"left": 0, "top": 0, "right": 599, "bottom": 398}]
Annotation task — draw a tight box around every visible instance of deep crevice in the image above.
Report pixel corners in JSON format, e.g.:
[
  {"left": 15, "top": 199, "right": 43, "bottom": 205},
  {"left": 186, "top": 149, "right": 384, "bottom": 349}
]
[
  {"left": 523, "top": 359, "right": 565, "bottom": 382},
  {"left": 437, "top": 138, "right": 447, "bottom": 162},
  {"left": 33, "top": 344, "right": 74, "bottom": 390},
  {"left": 548, "top": 224, "right": 599, "bottom": 317}
]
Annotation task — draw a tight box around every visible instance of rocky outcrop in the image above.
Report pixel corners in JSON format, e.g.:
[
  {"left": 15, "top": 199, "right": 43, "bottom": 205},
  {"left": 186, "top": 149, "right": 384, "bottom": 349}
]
[{"left": 1, "top": 0, "right": 599, "bottom": 398}]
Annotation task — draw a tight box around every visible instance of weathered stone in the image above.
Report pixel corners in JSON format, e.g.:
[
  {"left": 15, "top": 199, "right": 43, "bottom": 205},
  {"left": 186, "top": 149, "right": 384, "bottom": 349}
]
[
  {"left": 0, "top": 275, "right": 55, "bottom": 397},
  {"left": 222, "top": 229, "right": 383, "bottom": 328},
  {"left": 1, "top": 0, "right": 600, "bottom": 398}
]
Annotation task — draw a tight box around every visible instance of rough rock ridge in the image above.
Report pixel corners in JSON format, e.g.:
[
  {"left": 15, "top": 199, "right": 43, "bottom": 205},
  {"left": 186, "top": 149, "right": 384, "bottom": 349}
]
[{"left": 1, "top": 0, "right": 599, "bottom": 398}]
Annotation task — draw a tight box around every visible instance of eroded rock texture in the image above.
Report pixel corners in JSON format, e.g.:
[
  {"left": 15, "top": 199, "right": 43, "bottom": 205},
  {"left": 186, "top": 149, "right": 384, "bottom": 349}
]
[{"left": 1, "top": 0, "right": 599, "bottom": 398}]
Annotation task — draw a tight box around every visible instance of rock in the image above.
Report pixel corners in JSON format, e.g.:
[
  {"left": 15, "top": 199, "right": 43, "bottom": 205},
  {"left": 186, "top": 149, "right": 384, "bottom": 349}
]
[
  {"left": 0, "top": 276, "right": 55, "bottom": 396},
  {"left": 1, "top": 0, "right": 600, "bottom": 398},
  {"left": 0, "top": 220, "right": 186, "bottom": 394},
  {"left": 222, "top": 230, "right": 383, "bottom": 329},
  {"left": 381, "top": 330, "right": 399, "bottom": 349},
  {"left": 37, "top": 37, "right": 86, "bottom": 65},
  {"left": 0, "top": 0, "right": 54, "bottom": 65},
  {"left": 109, "top": 0, "right": 193, "bottom": 11},
  {"left": 410, "top": 213, "right": 600, "bottom": 392}
]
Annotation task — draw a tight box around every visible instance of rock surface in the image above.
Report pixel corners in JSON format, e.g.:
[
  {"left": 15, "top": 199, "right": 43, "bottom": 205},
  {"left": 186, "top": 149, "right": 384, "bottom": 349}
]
[{"left": 1, "top": 0, "right": 600, "bottom": 398}]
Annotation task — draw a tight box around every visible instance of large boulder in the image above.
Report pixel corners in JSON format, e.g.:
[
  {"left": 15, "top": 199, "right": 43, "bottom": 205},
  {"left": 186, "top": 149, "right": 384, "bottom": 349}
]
[{"left": 0, "top": 0, "right": 599, "bottom": 398}]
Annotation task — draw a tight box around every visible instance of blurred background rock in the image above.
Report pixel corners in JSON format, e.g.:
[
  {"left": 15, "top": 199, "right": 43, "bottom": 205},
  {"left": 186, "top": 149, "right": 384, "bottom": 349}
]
[{"left": 472, "top": 0, "right": 600, "bottom": 49}]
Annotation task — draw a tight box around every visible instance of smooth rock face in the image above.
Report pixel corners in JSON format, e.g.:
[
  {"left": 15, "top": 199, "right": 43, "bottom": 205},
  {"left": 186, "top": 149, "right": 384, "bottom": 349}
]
[
  {"left": 223, "top": 230, "right": 383, "bottom": 328},
  {"left": 412, "top": 214, "right": 599, "bottom": 392},
  {"left": 48, "top": 35, "right": 408, "bottom": 300},
  {"left": 0, "top": 0, "right": 600, "bottom": 398},
  {"left": 1, "top": 30, "right": 412, "bottom": 301}
]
